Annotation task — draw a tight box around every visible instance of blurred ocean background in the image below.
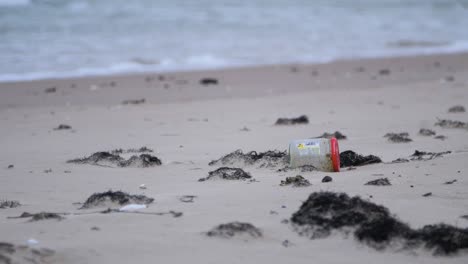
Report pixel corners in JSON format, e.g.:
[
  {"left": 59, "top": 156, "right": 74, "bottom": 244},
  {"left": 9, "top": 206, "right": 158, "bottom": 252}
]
[{"left": 1, "top": 0, "right": 468, "bottom": 81}]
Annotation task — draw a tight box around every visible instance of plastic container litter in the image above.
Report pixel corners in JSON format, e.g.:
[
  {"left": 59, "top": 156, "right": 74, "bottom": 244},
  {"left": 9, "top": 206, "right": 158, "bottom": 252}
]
[{"left": 289, "top": 137, "right": 340, "bottom": 172}]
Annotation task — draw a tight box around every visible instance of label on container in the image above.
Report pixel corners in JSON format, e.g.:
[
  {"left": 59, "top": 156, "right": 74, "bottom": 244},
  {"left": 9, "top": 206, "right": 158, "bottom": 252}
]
[{"left": 297, "top": 141, "right": 320, "bottom": 155}]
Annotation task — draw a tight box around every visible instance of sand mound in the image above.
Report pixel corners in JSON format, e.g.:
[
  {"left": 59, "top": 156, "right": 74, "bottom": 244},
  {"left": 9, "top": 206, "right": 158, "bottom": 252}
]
[
  {"left": 291, "top": 192, "right": 468, "bottom": 255},
  {"left": 206, "top": 222, "right": 262, "bottom": 239},
  {"left": 67, "top": 152, "right": 162, "bottom": 168},
  {"left": 199, "top": 167, "right": 252, "bottom": 182},
  {"left": 0, "top": 242, "right": 55, "bottom": 264},
  {"left": 80, "top": 191, "right": 154, "bottom": 209},
  {"left": 340, "top": 151, "right": 382, "bottom": 167},
  {"left": 275, "top": 115, "right": 309, "bottom": 125},
  {"left": 280, "top": 175, "right": 311, "bottom": 187},
  {"left": 209, "top": 149, "right": 287, "bottom": 168}
]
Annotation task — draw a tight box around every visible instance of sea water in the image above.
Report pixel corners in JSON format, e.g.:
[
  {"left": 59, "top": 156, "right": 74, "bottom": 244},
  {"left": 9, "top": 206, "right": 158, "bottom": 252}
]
[{"left": 1, "top": 0, "right": 468, "bottom": 81}]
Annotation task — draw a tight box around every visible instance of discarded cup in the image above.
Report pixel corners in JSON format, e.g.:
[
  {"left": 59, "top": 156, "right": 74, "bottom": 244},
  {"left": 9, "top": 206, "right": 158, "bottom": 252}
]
[{"left": 289, "top": 137, "right": 340, "bottom": 172}]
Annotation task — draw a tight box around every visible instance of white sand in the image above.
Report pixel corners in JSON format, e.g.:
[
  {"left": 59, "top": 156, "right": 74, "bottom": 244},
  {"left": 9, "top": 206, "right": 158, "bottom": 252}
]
[{"left": 1, "top": 53, "right": 468, "bottom": 263}]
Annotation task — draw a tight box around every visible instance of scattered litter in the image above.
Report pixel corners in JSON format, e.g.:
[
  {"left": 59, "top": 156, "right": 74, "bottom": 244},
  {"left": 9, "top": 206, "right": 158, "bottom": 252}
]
[
  {"left": 419, "top": 129, "right": 436, "bottom": 136},
  {"left": 444, "top": 180, "right": 457, "bottom": 185},
  {"left": 179, "top": 195, "right": 196, "bottom": 203},
  {"left": 206, "top": 222, "right": 262, "bottom": 239},
  {"left": 448, "top": 105, "right": 465, "bottom": 113},
  {"left": 434, "top": 135, "right": 447, "bottom": 140},
  {"left": 122, "top": 98, "right": 146, "bottom": 105},
  {"left": 44, "top": 87, "right": 56, "bottom": 93},
  {"left": 384, "top": 132, "right": 412, "bottom": 143},
  {"left": 409, "top": 150, "right": 451, "bottom": 161},
  {"left": 209, "top": 149, "right": 287, "bottom": 168},
  {"left": 423, "top": 192, "right": 432, "bottom": 197},
  {"left": 316, "top": 131, "right": 347, "bottom": 140},
  {"left": 365, "top": 178, "right": 391, "bottom": 186},
  {"left": 200, "top": 78, "right": 218, "bottom": 85},
  {"left": 199, "top": 167, "right": 252, "bottom": 182},
  {"left": 0, "top": 242, "right": 54, "bottom": 264},
  {"left": 291, "top": 191, "right": 468, "bottom": 255},
  {"left": 139, "top": 184, "right": 147, "bottom": 190},
  {"left": 67, "top": 152, "right": 162, "bottom": 168},
  {"left": 321, "top": 176, "right": 333, "bottom": 183},
  {"left": 280, "top": 175, "right": 311, "bottom": 187},
  {"left": 435, "top": 119, "right": 468, "bottom": 129},
  {"left": 119, "top": 204, "right": 147, "bottom": 212},
  {"left": 0, "top": 200, "right": 20, "bottom": 209},
  {"left": 340, "top": 151, "right": 382, "bottom": 167},
  {"left": 275, "top": 115, "right": 309, "bottom": 125},
  {"left": 54, "top": 124, "right": 72, "bottom": 130},
  {"left": 79, "top": 190, "right": 154, "bottom": 209}
]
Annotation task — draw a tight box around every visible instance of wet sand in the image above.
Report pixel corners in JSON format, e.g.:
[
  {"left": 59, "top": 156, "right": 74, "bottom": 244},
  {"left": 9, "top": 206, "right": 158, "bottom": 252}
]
[{"left": 0, "top": 52, "right": 467, "bottom": 263}]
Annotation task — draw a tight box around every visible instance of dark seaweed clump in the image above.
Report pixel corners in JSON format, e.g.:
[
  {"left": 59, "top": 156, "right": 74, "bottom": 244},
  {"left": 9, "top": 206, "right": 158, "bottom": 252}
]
[
  {"left": 0, "top": 200, "right": 21, "bottom": 209},
  {"left": 80, "top": 190, "right": 154, "bottom": 209},
  {"left": 448, "top": 105, "right": 465, "bottom": 113},
  {"left": 340, "top": 151, "right": 382, "bottom": 167},
  {"left": 316, "top": 131, "right": 347, "bottom": 140},
  {"left": 199, "top": 167, "right": 252, "bottom": 182},
  {"left": 435, "top": 119, "right": 468, "bottom": 129},
  {"left": 277, "top": 165, "right": 316, "bottom": 173},
  {"left": 67, "top": 152, "right": 161, "bottom": 168},
  {"left": 419, "top": 128, "right": 436, "bottom": 136},
  {"left": 291, "top": 192, "right": 468, "bottom": 255},
  {"left": 384, "top": 132, "right": 412, "bottom": 143},
  {"left": 54, "top": 124, "right": 72, "bottom": 130},
  {"left": 275, "top": 115, "right": 309, "bottom": 125},
  {"left": 365, "top": 178, "right": 391, "bottom": 186},
  {"left": 122, "top": 98, "right": 145, "bottom": 105},
  {"left": 322, "top": 176, "right": 333, "bottom": 183},
  {"left": 19, "top": 212, "right": 64, "bottom": 222},
  {"left": 280, "top": 175, "right": 311, "bottom": 187},
  {"left": 111, "top": 146, "right": 153, "bottom": 154},
  {"left": 209, "top": 149, "right": 287, "bottom": 168},
  {"left": 206, "top": 222, "right": 262, "bottom": 238},
  {"left": 410, "top": 150, "right": 451, "bottom": 161},
  {"left": 0, "top": 242, "right": 55, "bottom": 264}
]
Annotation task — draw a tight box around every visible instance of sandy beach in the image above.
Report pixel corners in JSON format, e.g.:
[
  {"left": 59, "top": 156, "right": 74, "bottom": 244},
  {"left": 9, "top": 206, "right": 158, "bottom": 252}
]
[{"left": 1, "top": 52, "right": 468, "bottom": 263}]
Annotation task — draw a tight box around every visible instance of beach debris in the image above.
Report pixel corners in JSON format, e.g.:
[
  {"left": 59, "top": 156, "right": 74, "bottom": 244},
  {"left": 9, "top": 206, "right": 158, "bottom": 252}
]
[
  {"left": 119, "top": 204, "right": 147, "bottom": 212},
  {"left": 340, "top": 151, "right": 382, "bottom": 167},
  {"left": 434, "top": 135, "right": 447, "bottom": 140},
  {"left": 379, "top": 69, "right": 391, "bottom": 75},
  {"left": 206, "top": 222, "right": 262, "bottom": 239},
  {"left": 448, "top": 105, "right": 466, "bottom": 113},
  {"left": 179, "top": 195, "right": 197, "bottom": 203},
  {"left": 280, "top": 175, "right": 311, "bottom": 187},
  {"left": 321, "top": 176, "right": 333, "bottom": 183},
  {"left": 444, "top": 179, "right": 457, "bottom": 185},
  {"left": 122, "top": 98, "right": 146, "bottom": 105},
  {"left": 7, "top": 164, "right": 13, "bottom": 169},
  {"left": 9, "top": 212, "right": 64, "bottom": 221},
  {"left": 316, "top": 131, "right": 347, "bottom": 140},
  {"left": 139, "top": 184, "right": 147, "bottom": 190},
  {"left": 277, "top": 165, "right": 317, "bottom": 173},
  {"left": 0, "top": 200, "right": 21, "bottom": 209},
  {"left": 209, "top": 149, "right": 287, "bottom": 168},
  {"left": 409, "top": 150, "right": 451, "bottom": 161},
  {"left": 419, "top": 129, "right": 436, "bottom": 136},
  {"left": 0, "top": 242, "right": 55, "bottom": 264},
  {"left": 111, "top": 146, "right": 153, "bottom": 154},
  {"left": 435, "top": 119, "right": 468, "bottom": 129},
  {"left": 275, "top": 115, "right": 309, "bottom": 125},
  {"left": 79, "top": 190, "right": 154, "bottom": 209},
  {"left": 67, "top": 151, "right": 162, "bottom": 168},
  {"left": 365, "top": 178, "right": 391, "bottom": 186},
  {"left": 384, "top": 132, "right": 412, "bottom": 143},
  {"left": 199, "top": 167, "right": 252, "bottom": 182},
  {"left": 291, "top": 191, "right": 468, "bottom": 255},
  {"left": 200, "top": 78, "right": 218, "bottom": 85},
  {"left": 53, "top": 124, "right": 72, "bottom": 130},
  {"left": 423, "top": 192, "right": 432, "bottom": 197},
  {"left": 44, "top": 87, "right": 56, "bottom": 93}
]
